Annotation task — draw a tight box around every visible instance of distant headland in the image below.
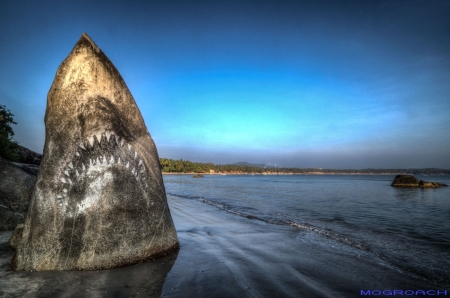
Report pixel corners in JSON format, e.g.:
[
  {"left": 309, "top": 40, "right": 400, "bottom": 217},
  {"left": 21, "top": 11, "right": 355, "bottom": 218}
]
[{"left": 160, "top": 158, "right": 450, "bottom": 175}]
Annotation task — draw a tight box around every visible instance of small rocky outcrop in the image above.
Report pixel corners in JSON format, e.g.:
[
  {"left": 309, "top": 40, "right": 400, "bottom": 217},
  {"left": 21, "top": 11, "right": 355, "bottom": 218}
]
[
  {"left": 419, "top": 180, "right": 448, "bottom": 188},
  {"left": 391, "top": 175, "right": 448, "bottom": 188},
  {"left": 0, "top": 156, "right": 37, "bottom": 231},
  {"left": 193, "top": 174, "right": 205, "bottom": 178},
  {"left": 391, "top": 175, "right": 420, "bottom": 187}
]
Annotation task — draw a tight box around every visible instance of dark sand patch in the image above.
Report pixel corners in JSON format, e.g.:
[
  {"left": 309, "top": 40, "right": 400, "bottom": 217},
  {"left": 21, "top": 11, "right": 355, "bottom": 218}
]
[{"left": 0, "top": 195, "right": 444, "bottom": 297}]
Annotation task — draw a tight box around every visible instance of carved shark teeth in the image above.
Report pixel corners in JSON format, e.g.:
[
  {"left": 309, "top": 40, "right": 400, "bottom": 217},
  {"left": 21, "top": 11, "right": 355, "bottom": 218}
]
[
  {"left": 87, "top": 136, "right": 95, "bottom": 148},
  {"left": 13, "top": 33, "right": 178, "bottom": 272},
  {"left": 138, "top": 160, "right": 143, "bottom": 167},
  {"left": 95, "top": 133, "right": 102, "bottom": 144},
  {"left": 110, "top": 155, "right": 114, "bottom": 163}
]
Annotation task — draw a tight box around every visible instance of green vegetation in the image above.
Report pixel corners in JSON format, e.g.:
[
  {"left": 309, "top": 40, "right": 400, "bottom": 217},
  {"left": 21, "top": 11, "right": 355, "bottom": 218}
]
[
  {"left": 159, "top": 158, "right": 450, "bottom": 175},
  {"left": 160, "top": 158, "right": 214, "bottom": 173},
  {"left": 0, "top": 105, "right": 20, "bottom": 161}
]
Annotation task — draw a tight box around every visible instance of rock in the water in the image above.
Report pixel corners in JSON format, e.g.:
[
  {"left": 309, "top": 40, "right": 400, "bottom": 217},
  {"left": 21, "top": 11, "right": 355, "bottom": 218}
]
[
  {"left": 8, "top": 224, "right": 24, "bottom": 249},
  {"left": 0, "top": 156, "right": 37, "bottom": 231},
  {"left": 419, "top": 180, "right": 447, "bottom": 188},
  {"left": 193, "top": 174, "right": 204, "bottom": 178},
  {"left": 391, "top": 175, "right": 448, "bottom": 188},
  {"left": 12, "top": 33, "right": 179, "bottom": 271},
  {"left": 391, "top": 175, "right": 420, "bottom": 187}
]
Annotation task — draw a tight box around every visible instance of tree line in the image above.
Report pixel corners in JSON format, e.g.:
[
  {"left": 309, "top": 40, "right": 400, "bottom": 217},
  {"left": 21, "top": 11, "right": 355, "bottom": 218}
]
[{"left": 159, "top": 158, "right": 450, "bottom": 175}]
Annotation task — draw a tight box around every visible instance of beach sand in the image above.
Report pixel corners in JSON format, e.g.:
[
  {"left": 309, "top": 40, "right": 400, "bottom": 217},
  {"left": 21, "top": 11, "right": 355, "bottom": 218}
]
[{"left": 0, "top": 195, "right": 442, "bottom": 297}]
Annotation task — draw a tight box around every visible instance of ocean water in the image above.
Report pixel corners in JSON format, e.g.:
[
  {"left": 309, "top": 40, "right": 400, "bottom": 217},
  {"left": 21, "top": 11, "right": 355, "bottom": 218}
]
[{"left": 163, "top": 174, "right": 450, "bottom": 288}]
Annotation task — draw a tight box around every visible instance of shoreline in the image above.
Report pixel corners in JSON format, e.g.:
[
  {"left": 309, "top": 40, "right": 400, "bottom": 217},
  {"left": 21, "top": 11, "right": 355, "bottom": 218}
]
[
  {"left": 163, "top": 172, "right": 450, "bottom": 175},
  {"left": 0, "top": 195, "right": 445, "bottom": 297},
  {"left": 164, "top": 195, "right": 445, "bottom": 296}
]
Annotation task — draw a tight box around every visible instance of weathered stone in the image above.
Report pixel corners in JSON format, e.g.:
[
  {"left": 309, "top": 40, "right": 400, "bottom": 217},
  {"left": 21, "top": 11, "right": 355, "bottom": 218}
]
[
  {"left": 0, "top": 157, "right": 37, "bottom": 231},
  {"left": 419, "top": 180, "right": 447, "bottom": 188},
  {"left": 12, "top": 33, "right": 178, "bottom": 271},
  {"left": 17, "top": 145, "right": 42, "bottom": 165},
  {"left": 8, "top": 224, "right": 24, "bottom": 249},
  {"left": 12, "top": 162, "right": 40, "bottom": 176},
  {"left": 391, "top": 175, "right": 419, "bottom": 187}
]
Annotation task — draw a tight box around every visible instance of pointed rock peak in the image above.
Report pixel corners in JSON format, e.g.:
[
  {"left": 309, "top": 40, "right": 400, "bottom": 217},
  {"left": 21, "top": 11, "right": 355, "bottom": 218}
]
[{"left": 78, "top": 32, "right": 101, "bottom": 54}]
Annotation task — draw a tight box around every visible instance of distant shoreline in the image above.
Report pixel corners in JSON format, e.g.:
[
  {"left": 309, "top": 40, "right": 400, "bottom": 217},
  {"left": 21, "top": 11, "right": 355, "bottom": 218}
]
[
  {"left": 159, "top": 158, "right": 450, "bottom": 175},
  {"left": 162, "top": 172, "right": 450, "bottom": 176}
]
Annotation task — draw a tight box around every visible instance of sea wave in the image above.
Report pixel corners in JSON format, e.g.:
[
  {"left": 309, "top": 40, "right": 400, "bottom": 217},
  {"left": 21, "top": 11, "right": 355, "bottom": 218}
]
[
  {"left": 168, "top": 192, "right": 370, "bottom": 251},
  {"left": 167, "top": 191, "right": 450, "bottom": 288}
]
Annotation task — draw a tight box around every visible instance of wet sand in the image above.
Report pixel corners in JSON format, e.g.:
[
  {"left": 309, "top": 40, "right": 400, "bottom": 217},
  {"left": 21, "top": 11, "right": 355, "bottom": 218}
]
[{"left": 0, "top": 195, "right": 443, "bottom": 297}]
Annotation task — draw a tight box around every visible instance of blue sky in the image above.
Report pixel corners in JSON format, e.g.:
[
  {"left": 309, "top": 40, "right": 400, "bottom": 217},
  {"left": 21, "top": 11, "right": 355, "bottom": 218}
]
[{"left": 1, "top": 0, "right": 449, "bottom": 168}]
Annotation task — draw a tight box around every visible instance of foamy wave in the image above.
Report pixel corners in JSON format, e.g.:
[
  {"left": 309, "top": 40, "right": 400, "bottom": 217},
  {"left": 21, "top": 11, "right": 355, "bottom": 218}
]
[{"left": 168, "top": 193, "right": 371, "bottom": 252}]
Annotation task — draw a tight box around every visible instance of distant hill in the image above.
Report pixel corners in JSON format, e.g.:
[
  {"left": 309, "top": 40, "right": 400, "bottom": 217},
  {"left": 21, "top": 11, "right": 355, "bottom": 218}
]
[{"left": 232, "top": 162, "right": 267, "bottom": 168}]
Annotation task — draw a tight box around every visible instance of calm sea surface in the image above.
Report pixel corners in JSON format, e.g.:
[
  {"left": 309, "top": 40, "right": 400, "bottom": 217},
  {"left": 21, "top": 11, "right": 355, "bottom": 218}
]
[{"left": 163, "top": 174, "right": 450, "bottom": 287}]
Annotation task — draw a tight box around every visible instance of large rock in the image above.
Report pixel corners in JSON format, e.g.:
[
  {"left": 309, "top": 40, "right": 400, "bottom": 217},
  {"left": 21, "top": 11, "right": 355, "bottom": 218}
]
[
  {"left": 0, "top": 157, "right": 37, "bottom": 231},
  {"left": 391, "top": 175, "right": 448, "bottom": 188},
  {"left": 12, "top": 33, "right": 179, "bottom": 271},
  {"left": 391, "top": 175, "right": 419, "bottom": 187}
]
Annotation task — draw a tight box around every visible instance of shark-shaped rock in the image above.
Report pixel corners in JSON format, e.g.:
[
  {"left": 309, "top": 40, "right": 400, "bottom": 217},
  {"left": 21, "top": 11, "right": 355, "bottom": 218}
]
[{"left": 12, "top": 33, "right": 179, "bottom": 271}]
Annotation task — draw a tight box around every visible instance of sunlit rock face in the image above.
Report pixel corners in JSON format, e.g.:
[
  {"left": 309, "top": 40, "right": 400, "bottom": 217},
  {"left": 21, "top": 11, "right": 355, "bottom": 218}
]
[{"left": 12, "top": 33, "right": 179, "bottom": 271}]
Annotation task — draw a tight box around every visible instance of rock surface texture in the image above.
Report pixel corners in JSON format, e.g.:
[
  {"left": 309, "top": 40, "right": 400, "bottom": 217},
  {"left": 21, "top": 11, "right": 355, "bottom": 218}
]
[
  {"left": 0, "top": 157, "right": 37, "bottom": 231},
  {"left": 391, "top": 175, "right": 448, "bottom": 188},
  {"left": 391, "top": 175, "right": 420, "bottom": 187},
  {"left": 12, "top": 33, "right": 179, "bottom": 271},
  {"left": 17, "top": 145, "right": 42, "bottom": 165},
  {"left": 8, "top": 224, "right": 24, "bottom": 249},
  {"left": 418, "top": 180, "right": 448, "bottom": 188}
]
